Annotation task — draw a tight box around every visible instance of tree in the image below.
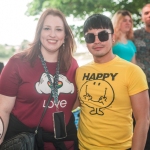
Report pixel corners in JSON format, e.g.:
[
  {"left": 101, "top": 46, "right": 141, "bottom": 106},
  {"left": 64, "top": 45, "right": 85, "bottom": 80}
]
[
  {"left": 0, "top": 45, "right": 15, "bottom": 58},
  {"left": 26, "top": 0, "right": 150, "bottom": 42},
  {"left": 19, "top": 40, "right": 30, "bottom": 51}
]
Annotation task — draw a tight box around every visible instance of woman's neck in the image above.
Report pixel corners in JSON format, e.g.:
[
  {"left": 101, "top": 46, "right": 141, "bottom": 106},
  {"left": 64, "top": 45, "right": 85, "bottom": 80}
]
[
  {"left": 40, "top": 49, "right": 58, "bottom": 62},
  {"left": 119, "top": 32, "right": 127, "bottom": 44}
]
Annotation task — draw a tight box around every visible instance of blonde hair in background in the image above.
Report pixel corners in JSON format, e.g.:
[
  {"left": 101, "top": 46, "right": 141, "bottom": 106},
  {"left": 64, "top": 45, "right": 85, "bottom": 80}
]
[{"left": 112, "top": 10, "right": 134, "bottom": 44}]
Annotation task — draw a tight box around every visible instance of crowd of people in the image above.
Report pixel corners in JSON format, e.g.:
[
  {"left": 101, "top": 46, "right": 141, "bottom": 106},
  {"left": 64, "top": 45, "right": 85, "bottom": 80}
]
[{"left": 0, "top": 3, "right": 150, "bottom": 150}]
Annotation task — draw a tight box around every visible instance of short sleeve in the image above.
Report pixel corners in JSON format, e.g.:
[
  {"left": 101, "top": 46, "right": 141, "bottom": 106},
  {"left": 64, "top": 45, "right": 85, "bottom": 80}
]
[
  {"left": 126, "top": 65, "right": 148, "bottom": 96},
  {"left": 0, "top": 57, "right": 21, "bottom": 96}
]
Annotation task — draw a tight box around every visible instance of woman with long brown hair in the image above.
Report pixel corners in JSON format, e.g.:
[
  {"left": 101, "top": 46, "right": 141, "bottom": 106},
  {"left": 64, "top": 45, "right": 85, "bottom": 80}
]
[{"left": 0, "top": 8, "right": 78, "bottom": 150}]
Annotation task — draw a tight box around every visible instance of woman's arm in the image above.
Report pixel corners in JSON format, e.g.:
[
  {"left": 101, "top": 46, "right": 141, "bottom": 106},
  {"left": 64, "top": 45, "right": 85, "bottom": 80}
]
[
  {"left": 72, "top": 97, "right": 80, "bottom": 110},
  {"left": 131, "top": 55, "right": 136, "bottom": 64},
  {"left": 0, "top": 94, "right": 15, "bottom": 144}
]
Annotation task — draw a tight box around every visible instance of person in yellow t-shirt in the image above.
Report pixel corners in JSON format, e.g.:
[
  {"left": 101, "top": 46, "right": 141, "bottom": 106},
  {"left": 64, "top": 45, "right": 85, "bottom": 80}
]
[{"left": 74, "top": 14, "right": 149, "bottom": 150}]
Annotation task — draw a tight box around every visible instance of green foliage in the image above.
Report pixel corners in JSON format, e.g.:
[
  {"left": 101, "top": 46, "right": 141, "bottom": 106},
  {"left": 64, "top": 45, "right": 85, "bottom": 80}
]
[
  {"left": 26, "top": 0, "right": 150, "bottom": 42},
  {"left": 19, "top": 40, "right": 30, "bottom": 51},
  {"left": 0, "top": 45, "right": 14, "bottom": 58}
]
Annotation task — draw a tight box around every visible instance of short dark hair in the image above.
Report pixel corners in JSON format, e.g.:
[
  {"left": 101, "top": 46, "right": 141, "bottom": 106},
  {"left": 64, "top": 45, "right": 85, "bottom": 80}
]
[
  {"left": 83, "top": 14, "right": 114, "bottom": 34},
  {"left": 142, "top": 4, "right": 150, "bottom": 14}
]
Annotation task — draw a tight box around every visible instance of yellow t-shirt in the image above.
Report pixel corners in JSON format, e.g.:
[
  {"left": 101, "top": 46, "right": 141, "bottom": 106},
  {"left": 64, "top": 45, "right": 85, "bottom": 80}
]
[{"left": 75, "top": 56, "right": 148, "bottom": 150}]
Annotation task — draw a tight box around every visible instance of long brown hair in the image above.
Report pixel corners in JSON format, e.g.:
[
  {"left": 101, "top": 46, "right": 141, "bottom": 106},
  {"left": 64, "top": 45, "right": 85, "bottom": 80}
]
[
  {"left": 112, "top": 10, "right": 134, "bottom": 44},
  {"left": 21, "top": 8, "right": 75, "bottom": 72}
]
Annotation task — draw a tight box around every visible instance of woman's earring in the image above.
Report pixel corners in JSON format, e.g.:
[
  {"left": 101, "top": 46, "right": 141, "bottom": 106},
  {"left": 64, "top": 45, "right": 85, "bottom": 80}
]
[
  {"left": 63, "top": 43, "right": 65, "bottom": 51},
  {"left": 39, "top": 42, "right": 41, "bottom": 50}
]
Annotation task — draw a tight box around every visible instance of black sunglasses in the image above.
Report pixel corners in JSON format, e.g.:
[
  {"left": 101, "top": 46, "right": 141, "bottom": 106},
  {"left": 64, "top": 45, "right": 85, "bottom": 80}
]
[{"left": 85, "top": 30, "right": 112, "bottom": 43}]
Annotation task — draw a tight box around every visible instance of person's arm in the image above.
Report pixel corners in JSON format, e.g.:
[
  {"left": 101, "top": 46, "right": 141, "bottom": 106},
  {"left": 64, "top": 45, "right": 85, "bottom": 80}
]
[
  {"left": 72, "top": 97, "right": 80, "bottom": 110},
  {"left": 0, "top": 94, "right": 16, "bottom": 144},
  {"left": 130, "top": 90, "right": 149, "bottom": 150},
  {"left": 131, "top": 55, "right": 136, "bottom": 64}
]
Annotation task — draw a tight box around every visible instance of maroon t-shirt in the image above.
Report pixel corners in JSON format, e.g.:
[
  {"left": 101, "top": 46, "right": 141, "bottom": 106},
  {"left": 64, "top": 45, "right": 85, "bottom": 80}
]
[{"left": 0, "top": 54, "right": 78, "bottom": 149}]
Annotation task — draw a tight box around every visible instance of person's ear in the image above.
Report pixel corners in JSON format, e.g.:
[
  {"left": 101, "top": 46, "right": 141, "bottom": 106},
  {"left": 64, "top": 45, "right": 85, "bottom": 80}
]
[
  {"left": 141, "top": 16, "right": 144, "bottom": 23},
  {"left": 112, "top": 34, "right": 115, "bottom": 43},
  {"left": 141, "top": 11, "right": 144, "bottom": 22}
]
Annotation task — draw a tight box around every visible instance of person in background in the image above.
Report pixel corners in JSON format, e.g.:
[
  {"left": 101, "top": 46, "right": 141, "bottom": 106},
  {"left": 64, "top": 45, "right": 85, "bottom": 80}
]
[
  {"left": 0, "top": 8, "right": 78, "bottom": 150},
  {"left": 0, "top": 62, "right": 4, "bottom": 74},
  {"left": 134, "top": 4, "right": 150, "bottom": 150},
  {"left": 75, "top": 13, "right": 149, "bottom": 150},
  {"left": 112, "top": 10, "right": 136, "bottom": 63}
]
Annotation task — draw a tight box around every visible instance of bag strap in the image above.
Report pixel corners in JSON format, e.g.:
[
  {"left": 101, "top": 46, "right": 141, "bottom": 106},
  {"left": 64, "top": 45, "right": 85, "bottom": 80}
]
[
  {"left": 35, "top": 53, "right": 60, "bottom": 134},
  {"left": 35, "top": 94, "right": 53, "bottom": 134}
]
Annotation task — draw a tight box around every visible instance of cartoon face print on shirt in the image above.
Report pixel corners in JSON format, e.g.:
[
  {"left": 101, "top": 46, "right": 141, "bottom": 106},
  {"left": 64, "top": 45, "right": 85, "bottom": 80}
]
[
  {"left": 79, "top": 73, "right": 117, "bottom": 115},
  {"left": 35, "top": 73, "right": 74, "bottom": 95}
]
